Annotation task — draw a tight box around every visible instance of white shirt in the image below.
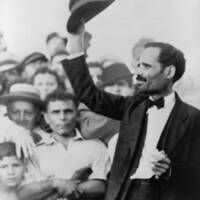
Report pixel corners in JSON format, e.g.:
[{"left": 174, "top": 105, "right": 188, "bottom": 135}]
[
  {"left": 108, "top": 133, "right": 119, "bottom": 164},
  {"left": 36, "top": 129, "right": 110, "bottom": 180},
  {"left": 131, "top": 92, "right": 175, "bottom": 179}
]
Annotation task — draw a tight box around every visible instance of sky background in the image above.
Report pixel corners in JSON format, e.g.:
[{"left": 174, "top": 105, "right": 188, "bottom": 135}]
[{"left": 0, "top": 0, "right": 200, "bottom": 78}]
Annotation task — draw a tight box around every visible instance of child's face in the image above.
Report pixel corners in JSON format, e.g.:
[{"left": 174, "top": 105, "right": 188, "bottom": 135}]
[
  {"left": 33, "top": 73, "right": 58, "bottom": 100},
  {"left": 0, "top": 156, "right": 25, "bottom": 189}
]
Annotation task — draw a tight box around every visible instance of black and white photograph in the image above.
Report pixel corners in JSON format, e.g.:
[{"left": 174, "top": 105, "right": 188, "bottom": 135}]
[{"left": 0, "top": 0, "right": 200, "bottom": 199}]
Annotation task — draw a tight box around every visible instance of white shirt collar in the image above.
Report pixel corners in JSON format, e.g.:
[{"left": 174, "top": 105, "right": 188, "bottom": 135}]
[
  {"left": 37, "top": 129, "right": 83, "bottom": 146},
  {"left": 149, "top": 92, "right": 175, "bottom": 109}
]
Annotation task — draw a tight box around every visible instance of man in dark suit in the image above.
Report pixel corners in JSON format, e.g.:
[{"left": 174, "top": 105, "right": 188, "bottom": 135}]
[{"left": 61, "top": 24, "right": 200, "bottom": 200}]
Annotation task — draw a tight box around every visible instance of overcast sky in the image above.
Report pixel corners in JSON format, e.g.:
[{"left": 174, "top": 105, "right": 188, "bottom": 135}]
[{"left": 0, "top": 0, "right": 200, "bottom": 78}]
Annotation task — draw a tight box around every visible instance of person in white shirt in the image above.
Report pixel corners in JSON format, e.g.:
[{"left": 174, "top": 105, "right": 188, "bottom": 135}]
[{"left": 36, "top": 90, "right": 110, "bottom": 199}]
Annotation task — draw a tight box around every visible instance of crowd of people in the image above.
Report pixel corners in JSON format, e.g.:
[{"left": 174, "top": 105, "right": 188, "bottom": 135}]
[{"left": 0, "top": 15, "right": 199, "bottom": 200}]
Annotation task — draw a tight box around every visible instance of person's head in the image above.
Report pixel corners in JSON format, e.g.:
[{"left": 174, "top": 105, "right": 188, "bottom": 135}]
[
  {"left": 21, "top": 52, "right": 48, "bottom": 79},
  {"left": 88, "top": 62, "right": 104, "bottom": 87},
  {"left": 0, "top": 52, "right": 21, "bottom": 87},
  {"left": 135, "top": 42, "right": 186, "bottom": 96},
  {"left": 102, "top": 63, "right": 134, "bottom": 96},
  {"left": 46, "top": 32, "right": 67, "bottom": 57},
  {"left": 0, "top": 142, "right": 26, "bottom": 190},
  {"left": 32, "top": 67, "right": 65, "bottom": 100},
  {"left": 44, "top": 91, "right": 79, "bottom": 137},
  {"left": 50, "top": 50, "right": 68, "bottom": 78},
  {"left": 0, "top": 83, "right": 44, "bottom": 130}
]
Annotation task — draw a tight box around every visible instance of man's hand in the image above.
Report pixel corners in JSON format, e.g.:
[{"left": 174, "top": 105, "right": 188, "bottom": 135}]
[
  {"left": 0, "top": 116, "right": 35, "bottom": 158},
  {"left": 71, "top": 167, "right": 92, "bottom": 183},
  {"left": 13, "top": 129, "right": 35, "bottom": 158},
  {"left": 53, "top": 178, "right": 84, "bottom": 199},
  {"left": 67, "top": 21, "right": 85, "bottom": 55},
  {"left": 150, "top": 150, "right": 171, "bottom": 179}
]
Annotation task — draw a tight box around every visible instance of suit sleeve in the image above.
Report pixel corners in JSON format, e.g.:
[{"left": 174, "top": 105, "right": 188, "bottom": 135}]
[{"left": 62, "top": 56, "right": 143, "bottom": 121}]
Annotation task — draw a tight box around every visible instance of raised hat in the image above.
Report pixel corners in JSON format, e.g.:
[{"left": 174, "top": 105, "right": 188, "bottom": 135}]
[
  {"left": 67, "top": 0, "right": 115, "bottom": 33},
  {"left": 0, "top": 83, "right": 44, "bottom": 109},
  {"left": 101, "top": 63, "right": 133, "bottom": 87}
]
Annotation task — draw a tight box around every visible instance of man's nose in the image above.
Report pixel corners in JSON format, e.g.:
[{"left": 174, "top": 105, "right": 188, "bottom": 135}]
[
  {"left": 59, "top": 111, "right": 66, "bottom": 120},
  {"left": 7, "top": 166, "right": 14, "bottom": 174},
  {"left": 19, "top": 112, "right": 25, "bottom": 121}
]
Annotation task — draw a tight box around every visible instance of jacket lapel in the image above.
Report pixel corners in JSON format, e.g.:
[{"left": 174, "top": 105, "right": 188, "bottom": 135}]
[
  {"left": 107, "top": 101, "right": 147, "bottom": 200},
  {"left": 128, "top": 101, "right": 147, "bottom": 154},
  {"left": 157, "top": 94, "right": 189, "bottom": 154}
]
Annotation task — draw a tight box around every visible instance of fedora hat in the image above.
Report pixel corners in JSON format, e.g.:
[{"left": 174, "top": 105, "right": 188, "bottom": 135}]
[
  {"left": 0, "top": 83, "right": 44, "bottom": 109},
  {"left": 67, "top": 0, "right": 115, "bottom": 33},
  {"left": 101, "top": 63, "right": 133, "bottom": 88}
]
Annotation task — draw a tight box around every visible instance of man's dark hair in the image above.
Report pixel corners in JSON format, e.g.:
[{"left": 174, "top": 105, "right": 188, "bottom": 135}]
[
  {"left": 44, "top": 91, "right": 79, "bottom": 111},
  {"left": 145, "top": 42, "right": 186, "bottom": 83}
]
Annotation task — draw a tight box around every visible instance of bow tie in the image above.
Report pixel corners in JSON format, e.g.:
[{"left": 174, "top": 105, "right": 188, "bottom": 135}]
[{"left": 146, "top": 98, "right": 165, "bottom": 109}]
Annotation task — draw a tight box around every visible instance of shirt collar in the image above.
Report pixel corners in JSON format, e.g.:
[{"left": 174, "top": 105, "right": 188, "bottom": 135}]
[
  {"left": 148, "top": 92, "right": 175, "bottom": 110},
  {"left": 37, "top": 129, "right": 83, "bottom": 146},
  {"left": 163, "top": 92, "right": 175, "bottom": 108}
]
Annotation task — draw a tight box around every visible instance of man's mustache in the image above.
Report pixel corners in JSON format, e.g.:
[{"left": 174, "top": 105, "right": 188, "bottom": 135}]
[{"left": 134, "top": 74, "right": 147, "bottom": 82}]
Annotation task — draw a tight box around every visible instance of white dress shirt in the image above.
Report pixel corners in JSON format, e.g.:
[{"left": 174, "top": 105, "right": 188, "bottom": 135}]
[
  {"left": 131, "top": 92, "right": 175, "bottom": 179},
  {"left": 36, "top": 129, "right": 110, "bottom": 181}
]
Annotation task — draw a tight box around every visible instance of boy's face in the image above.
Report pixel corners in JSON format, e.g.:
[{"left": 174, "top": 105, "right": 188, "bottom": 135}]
[{"left": 0, "top": 156, "right": 25, "bottom": 189}]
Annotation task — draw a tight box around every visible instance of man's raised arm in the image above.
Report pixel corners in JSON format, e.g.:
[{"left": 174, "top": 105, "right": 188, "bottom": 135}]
[{"left": 62, "top": 23, "right": 146, "bottom": 120}]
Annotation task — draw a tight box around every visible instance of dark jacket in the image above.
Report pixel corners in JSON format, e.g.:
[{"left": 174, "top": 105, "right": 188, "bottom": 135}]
[{"left": 62, "top": 55, "right": 200, "bottom": 200}]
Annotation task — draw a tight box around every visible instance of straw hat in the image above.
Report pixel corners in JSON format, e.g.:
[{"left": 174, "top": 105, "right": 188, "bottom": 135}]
[{"left": 0, "top": 83, "right": 44, "bottom": 109}]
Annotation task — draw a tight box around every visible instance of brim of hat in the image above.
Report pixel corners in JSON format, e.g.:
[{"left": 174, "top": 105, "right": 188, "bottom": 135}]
[
  {"left": 67, "top": 0, "right": 115, "bottom": 33},
  {"left": 101, "top": 74, "right": 133, "bottom": 88},
  {"left": 0, "top": 93, "right": 44, "bottom": 110}
]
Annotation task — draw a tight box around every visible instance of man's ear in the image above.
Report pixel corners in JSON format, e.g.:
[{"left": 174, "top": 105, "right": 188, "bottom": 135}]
[
  {"left": 164, "top": 65, "right": 176, "bottom": 80},
  {"left": 43, "top": 112, "right": 49, "bottom": 125}
]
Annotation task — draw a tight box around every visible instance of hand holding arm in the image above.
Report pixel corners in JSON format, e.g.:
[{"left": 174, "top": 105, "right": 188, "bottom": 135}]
[
  {"left": 53, "top": 178, "right": 83, "bottom": 199},
  {"left": 0, "top": 116, "right": 35, "bottom": 158}
]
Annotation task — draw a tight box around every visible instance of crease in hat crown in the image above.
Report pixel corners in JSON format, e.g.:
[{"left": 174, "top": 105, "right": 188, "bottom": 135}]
[
  {"left": 0, "top": 83, "right": 44, "bottom": 109},
  {"left": 70, "top": 0, "right": 109, "bottom": 12},
  {"left": 9, "top": 83, "right": 40, "bottom": 98}
]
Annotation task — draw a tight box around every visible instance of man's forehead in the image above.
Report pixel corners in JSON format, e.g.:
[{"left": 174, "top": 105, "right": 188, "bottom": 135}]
[
  {"left": 139, "top": 47, "right": 161, "bottom": 63},
  {"left": 47, "top": 99, "right": 76, "bottom": 109}
]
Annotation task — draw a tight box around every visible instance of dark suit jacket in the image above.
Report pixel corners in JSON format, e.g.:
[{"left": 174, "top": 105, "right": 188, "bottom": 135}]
[{"left": 62, "top": 56, "right": 200, "bottom": 200}]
